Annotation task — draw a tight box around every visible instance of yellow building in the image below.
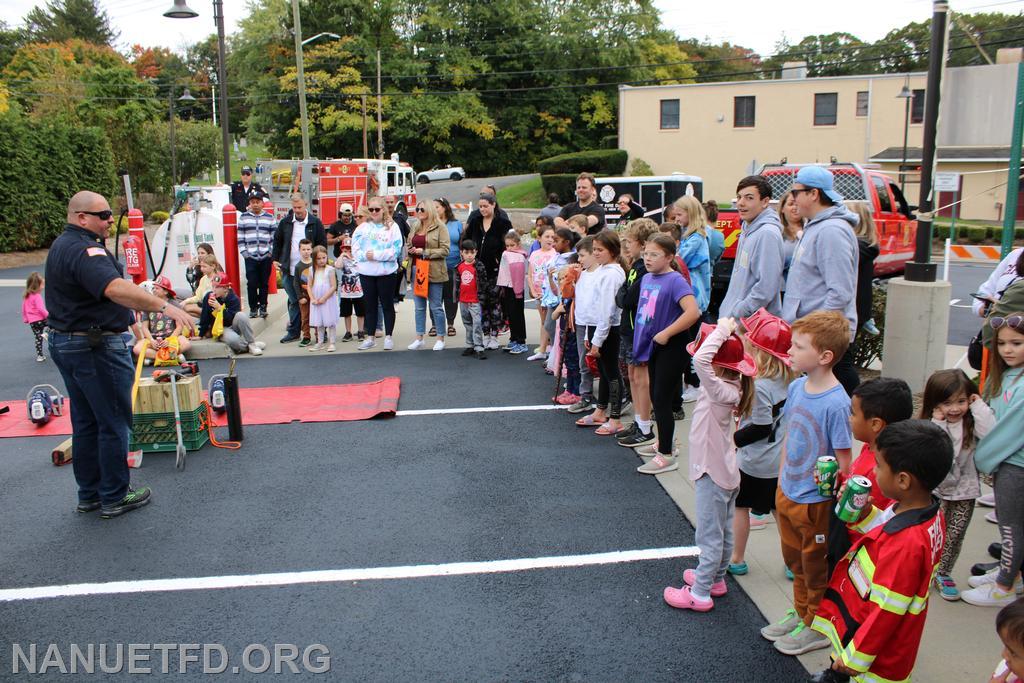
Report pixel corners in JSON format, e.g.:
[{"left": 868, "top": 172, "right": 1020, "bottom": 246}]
[{"left": 618, "top": 58, "right": 1023, "bottom": 221}]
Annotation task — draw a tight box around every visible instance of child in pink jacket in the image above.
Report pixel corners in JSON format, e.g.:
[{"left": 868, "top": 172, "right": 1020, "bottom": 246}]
[
  {"left": 663, "top": 318, "right": 757, "bottom": 612},
  {"left": 497, "top": 230, "right": 529, "bottom": 354},
  {"left": 22, "top": 271, "right": 49, "bottom": 362}
]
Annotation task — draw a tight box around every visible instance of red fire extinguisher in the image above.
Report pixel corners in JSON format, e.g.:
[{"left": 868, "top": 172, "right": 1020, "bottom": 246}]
[{"left": 124, "top": 208, "right": 147, "bottom": 284}]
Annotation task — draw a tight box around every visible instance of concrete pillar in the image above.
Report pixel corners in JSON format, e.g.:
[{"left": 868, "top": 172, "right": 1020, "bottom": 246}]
[{"left": 881, "top": 277, "right": 951, "bottom": 392}]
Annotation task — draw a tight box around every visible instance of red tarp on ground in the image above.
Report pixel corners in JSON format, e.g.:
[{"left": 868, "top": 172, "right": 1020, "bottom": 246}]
[{"left": 0, "top": 378, "right": 401, "bottom": 439}]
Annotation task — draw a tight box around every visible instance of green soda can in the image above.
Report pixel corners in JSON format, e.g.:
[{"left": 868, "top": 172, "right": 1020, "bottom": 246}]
[
  {"left": 815, "top": 456, "right": 839, "bottom": 497},
  {"left": 836, "top": 475, "right": 872, "bottom": 523}
]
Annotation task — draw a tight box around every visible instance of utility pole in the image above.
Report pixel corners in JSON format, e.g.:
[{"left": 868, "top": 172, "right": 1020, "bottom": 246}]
[
  {"left": 376, "top": 48, "right": 383, "bottom": 159},
  {"left": 212, "top": 82, "right": 219, "bottom": 184},
  {"left": 905, "top": 0, "right": 949, "bottom": 283},
  {"left": 361, "top": 94, "right": 368, "bottom": 159},
  {"left": 214, "top": 0, "right": 231, "bottom": 182},
  {"left": 292, "top": 0, "right": 310, "bottom": 159}
]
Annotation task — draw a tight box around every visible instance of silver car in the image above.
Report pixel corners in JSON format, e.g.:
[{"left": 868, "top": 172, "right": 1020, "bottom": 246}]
[{"left": 416, "top": 165, "right": 465, "bottom": 183}]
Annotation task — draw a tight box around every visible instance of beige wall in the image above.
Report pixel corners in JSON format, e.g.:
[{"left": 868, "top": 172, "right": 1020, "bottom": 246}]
[
  {"left": 619, "top": 73, "right": 930, "bottom": 205},
  {"left": 875, "top": 161, "right": 1011, "bottom": 222}
]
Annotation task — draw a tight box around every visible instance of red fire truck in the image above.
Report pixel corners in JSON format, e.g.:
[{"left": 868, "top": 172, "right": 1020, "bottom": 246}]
[{"left": 254, "top": 154, "right": 418, "bottom": 221}]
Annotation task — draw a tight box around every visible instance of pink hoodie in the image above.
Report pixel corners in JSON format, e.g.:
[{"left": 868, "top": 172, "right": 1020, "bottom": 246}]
[
  {"left": 687, "top": 325, "right": 742, "bottom": 490},
  {"left": 22, "top": 292, "right": 48, "bottom": 324}
]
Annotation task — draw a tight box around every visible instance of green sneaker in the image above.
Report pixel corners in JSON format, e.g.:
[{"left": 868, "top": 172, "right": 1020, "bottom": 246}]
[
  {"left": 298, "top": 338, "right": 311, "bottom": 348},
  {"left": 100, "top": 486, "right": 152, "bottom": 519},
  {"left": 760, "top": 608, "right": 800, "bottom": 641}
]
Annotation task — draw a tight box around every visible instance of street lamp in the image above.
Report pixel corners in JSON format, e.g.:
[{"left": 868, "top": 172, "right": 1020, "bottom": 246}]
[
  {"left": 164, "top": 0, "right": 231, "bottom": 184},
  {"left": 897, "top": 80, "right": 912, "bottom": 194},
  {"left": 169, "top": 86, "right": 197, "bottom": 187},
  {"left": 303, "top": 32, "right": 340, "bottom": 47}
]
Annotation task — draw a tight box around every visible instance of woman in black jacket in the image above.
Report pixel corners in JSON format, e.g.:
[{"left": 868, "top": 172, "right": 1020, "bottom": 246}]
[{"left": 464, "top": 194, "right": 511, "bottom": 349}]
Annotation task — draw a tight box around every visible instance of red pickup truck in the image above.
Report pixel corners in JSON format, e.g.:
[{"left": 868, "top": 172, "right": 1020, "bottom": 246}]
[{"left": 711, "top": 162, "right": 918, "bottom": 303}]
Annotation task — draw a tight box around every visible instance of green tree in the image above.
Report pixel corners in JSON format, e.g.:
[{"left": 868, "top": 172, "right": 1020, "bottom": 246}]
[
  {"left": 23, "top": 0, "right": 118, "bottom": 46},
  {"left": 677, "top": 39, "right": 762, "bottom": 82},
  {"left": 763, "top": 32, "right": 873, "bottom": 78}
]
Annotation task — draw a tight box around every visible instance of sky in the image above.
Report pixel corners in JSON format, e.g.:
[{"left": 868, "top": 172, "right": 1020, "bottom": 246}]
[{"left": 6, "top": 0, "right": 1024, "bottom": 57}]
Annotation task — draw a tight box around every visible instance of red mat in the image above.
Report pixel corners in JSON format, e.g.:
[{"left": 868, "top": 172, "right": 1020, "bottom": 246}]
[{"left": 0, "top": 378, "right": 400, "bottom": 438}]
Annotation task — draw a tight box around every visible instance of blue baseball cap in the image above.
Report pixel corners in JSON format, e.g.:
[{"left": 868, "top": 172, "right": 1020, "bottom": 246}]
[{"left": 794, "top": 166, "right": 843, "bottom": 204}]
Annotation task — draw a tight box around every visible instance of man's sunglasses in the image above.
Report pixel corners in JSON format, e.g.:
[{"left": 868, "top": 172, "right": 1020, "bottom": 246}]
[
  {"left": 79, "top": 210, "right": 113, "bottom": 220},
  {"left": 990, "top": 315, "right": 1024, "bottom": 332}
]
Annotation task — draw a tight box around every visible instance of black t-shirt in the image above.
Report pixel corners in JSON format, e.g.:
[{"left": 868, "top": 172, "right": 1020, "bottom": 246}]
[
  {"left": 327, "top": 218, "right": 357, "bottom": 257},
  {"left": 44, "top": 224, "right": 134, "bottom": 332},
  {"left": 558, "top": 201, "right": 606, "bottom": 234}
]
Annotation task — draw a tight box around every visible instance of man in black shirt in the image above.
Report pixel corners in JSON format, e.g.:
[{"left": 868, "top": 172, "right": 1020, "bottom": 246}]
[
  {"left": 555, "top": 172, "right": 606, "bottom": 235},
  {"left": 47, "top": 191, "right": 196, "bottom": 519},
  {"left": 327, "top": 203, "right": 357, "bottom": 258},
  {"left": 229, "top": 166, "right": 265, "bottom": 213}
]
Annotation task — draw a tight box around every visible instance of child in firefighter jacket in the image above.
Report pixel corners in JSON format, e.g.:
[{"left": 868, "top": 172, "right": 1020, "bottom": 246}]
[{"left": 809, "top": 420, "right": 953, "bottom": 683}]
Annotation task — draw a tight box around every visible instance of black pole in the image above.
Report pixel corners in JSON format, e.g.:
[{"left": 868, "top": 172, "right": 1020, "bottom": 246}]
[
  {"left": 169, "top": 87, "right": 177, "bottom": 188},
  {"left": 224, "top": 375, "right": 243, "bottom": 441},
  {"left": 214, "top": 0, "right": 231, "bottom": 183},
  {"left": 905, "top": 0, "right": 948, "bottom": 283}
]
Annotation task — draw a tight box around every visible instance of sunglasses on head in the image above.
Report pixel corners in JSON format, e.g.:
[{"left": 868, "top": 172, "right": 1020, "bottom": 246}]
[
  {"left": 79, "top": 209, "right": 113, "bottom": 220},
  {"left": 990, "top": 315, "right": 1024, "bottom": 332}
]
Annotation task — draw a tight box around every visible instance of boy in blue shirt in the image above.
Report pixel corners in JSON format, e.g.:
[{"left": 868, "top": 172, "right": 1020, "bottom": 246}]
[{"left": 761, "top": 310, "right": 853, "bottom": 657}]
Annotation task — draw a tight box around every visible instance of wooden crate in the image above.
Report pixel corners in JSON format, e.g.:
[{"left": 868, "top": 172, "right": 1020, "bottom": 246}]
[{"left": 135, "top": 374, "right": 203, "bottom": 415}]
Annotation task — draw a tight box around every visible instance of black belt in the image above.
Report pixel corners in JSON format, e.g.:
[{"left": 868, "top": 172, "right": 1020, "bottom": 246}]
[{"left": 52, "top": 329, "right": 121, "bottom": 336}]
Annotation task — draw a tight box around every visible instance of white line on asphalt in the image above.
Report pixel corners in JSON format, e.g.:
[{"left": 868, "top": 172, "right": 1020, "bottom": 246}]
[
  {"left": 0, "top": 546, "right": 701, "bottom": 602},
  {"left": 0, "top": 279, "right": 26, "bottom": 287},
  {"left": 395, "top": 404, "right": 569, "bottom": 416}
]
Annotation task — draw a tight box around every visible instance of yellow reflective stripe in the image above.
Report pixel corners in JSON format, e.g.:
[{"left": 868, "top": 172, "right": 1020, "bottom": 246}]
[
  {"left": 840, "top": 642, "right": 876, "bottom": 671},
  {"left": 811, "top": 616, "right": 842, "bottom": 653},
  {"left": 724, "top": 230, "right": 740, "bottom": 247},
  {"left": 854, "top": 547, "right": 876, "bottom": 579},
  {"left": 850, "top": 505, "right": 882, "bottom": 535},
  {"left": 855, "top": 670, "right": 911, "bottom": 683},
  {"left": 868, "top": 582, "right": 929, "bottom": 616}
]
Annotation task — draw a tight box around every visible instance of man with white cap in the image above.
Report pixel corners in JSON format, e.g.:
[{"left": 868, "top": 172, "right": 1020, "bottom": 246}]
[
  {"left": 328, "top": 203, "right": 357, "bottom": 259},
  {"left": 781, "top": 165, "right": 860, "bottom": 394}
]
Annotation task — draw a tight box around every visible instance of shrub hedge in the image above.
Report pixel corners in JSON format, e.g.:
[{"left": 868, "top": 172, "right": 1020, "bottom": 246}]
[
  {"left": 537, "top": 149, "right": 628, "bottom": 176},
  {"left": 0, "top": 110, "right": 118, "bottom": 252},
  {"left": 540, "top": 174, "right": 579, "bottom": 204}
]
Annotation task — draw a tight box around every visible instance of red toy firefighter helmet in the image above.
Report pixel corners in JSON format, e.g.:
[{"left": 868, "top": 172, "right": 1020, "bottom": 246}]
[
  {"left": 740, "top": 308, "right": 792, "bottom": 366},
  {"left": 152, "top": 275, "right": 178, "bottom": 299},
  {"left": 686, "top": 323, "right": 757, "bottom": 377}
]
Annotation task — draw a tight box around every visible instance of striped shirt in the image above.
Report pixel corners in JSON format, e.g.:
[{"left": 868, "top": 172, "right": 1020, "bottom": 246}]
[{"left": 238, "top": 211, "right": 276, "bottom": 260}]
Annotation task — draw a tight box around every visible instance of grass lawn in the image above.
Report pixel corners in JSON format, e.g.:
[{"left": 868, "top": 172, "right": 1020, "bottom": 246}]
[
  {"left": 497, "top": 176, "right": 546, "bottom": 209},
  {"left": 187, "top": 139, "right": 270, "bottom": 186}
]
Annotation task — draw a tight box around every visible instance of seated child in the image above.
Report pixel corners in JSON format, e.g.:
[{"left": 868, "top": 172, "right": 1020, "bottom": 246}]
[
  {"left": 133, "top": 275, "right": 191, "bottom": 363},
  {"left": 197, "top": 273, "right": 266, "bottom": 356},
  {"left": 809, "top": 420, "right": 953, "bottom": 683}
]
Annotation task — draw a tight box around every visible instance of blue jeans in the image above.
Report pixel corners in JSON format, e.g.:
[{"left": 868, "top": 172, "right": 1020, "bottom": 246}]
[
  {"left": 414, "top": 282, "right": 445, "bottom": 336},
  {"left": 49, "top": 332, "right": 135, "bottom": 505},
  {"left": 280, "top": 271, "right": 301, "bottom": 336}
]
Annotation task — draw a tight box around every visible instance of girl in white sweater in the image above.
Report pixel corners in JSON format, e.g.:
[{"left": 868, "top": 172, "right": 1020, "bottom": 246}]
[{"left": 573, "top": 232, "right": 628, "bottom": 435}]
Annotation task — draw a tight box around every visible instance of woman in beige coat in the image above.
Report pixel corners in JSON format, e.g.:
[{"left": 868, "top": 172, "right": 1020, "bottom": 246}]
[{"left": 407, "top": 200, "right": 451, "bottom": 350}]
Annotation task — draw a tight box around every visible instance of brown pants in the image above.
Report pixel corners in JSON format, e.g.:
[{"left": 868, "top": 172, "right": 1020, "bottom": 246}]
[
  {"left": 299, "top": 298, "right": 310, "bottom": 339},
  {"left": 776, "top": 489, "right": 831, "bottom": 625}
]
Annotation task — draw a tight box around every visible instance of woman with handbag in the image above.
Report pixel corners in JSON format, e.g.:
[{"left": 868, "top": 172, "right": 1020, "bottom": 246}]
[
  {"left": 407, "top": 201, "right": 451, "bottom": 351},
  {"left": 464, "top": 194, "right": 512, "bottom": 350}
]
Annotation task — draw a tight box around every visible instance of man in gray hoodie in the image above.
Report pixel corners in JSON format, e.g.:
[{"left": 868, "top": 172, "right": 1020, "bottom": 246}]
[
  {"left": 719, "top": 175, "right": 785, "bottom": 319},
  {"left": 782, "top": 165, "right": 860, "bottom": 393}
]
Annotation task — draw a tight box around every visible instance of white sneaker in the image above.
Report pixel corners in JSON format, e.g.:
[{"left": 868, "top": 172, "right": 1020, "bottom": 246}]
[
  {"left": 432, "top": 340, "right": 445, "bottom": 351},
  {"left": 358, "top": 339, "right": 376, "bottom": 350},
  {"left": 527, "top": 351, "right": 548, "bottom": 362},
  {"left": 967, "top": 568, "right": 1024, "bottom": 592},
  {"left": 682, "top": 385, "right": 701, "bottom": 403},
  {"left": 408, "top": 339, "right": 424, "bottom": 350},
  {"left": 254, "top": 341, "right": 267, "bottom": 350},
  {"left": 248, "top": 343, "right": 263, "bottom": 356},
  {"left": 326, "top": 344, "right": 336, "bottom": 352},
  {"left": 978, "top": 492, "right": 996, "bottom": 507},
  {"left": 383, "top": 336, "right": 394, "bottom": 350},
  {"left": 637, "top": 453, "right": 679, "bottom": 474},
  {"left": 987, "top": 510, "right": 999, "bottom": 524},
  {"left": 962, "top": 582, "right": 1019, "bottom": 607},
  {"left": 486, "top": 336, "right": 500, "bottom": 350},
  {"left": 309, "top": 343, "right": 322, "bottom": 352}
]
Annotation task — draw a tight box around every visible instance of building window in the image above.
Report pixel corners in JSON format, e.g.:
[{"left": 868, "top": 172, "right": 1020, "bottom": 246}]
[
  {"left": 734, "top": 96, "right": 755, "bottom": 127},
  {"left": 911, "top": 89, "right": 925, "bottom": 124},
  {"left": 856, "top": 91, "right": 869, "bottom": 117},
  {"left": 814, "top": 92, "right": 838, "bottom": 126},
  {"left": 660, "top": 99, "right": 680, "bottom": 130}
]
